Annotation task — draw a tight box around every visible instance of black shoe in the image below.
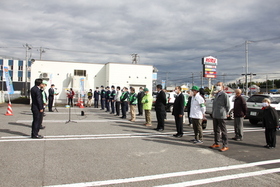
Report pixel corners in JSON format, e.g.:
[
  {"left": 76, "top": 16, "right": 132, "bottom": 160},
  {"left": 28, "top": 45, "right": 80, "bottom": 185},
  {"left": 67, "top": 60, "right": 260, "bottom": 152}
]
[
  {"left": 31, "top": 135, "right": 44, "bottom": 139},
  {"left": 40, "top": 126, "right": 45, "bottom": 129},
  {"left": 153, "top": 128, "right": 159, "bottom": 130},
  {"left": 264, "top": 145, "right": 270, "bottom": 148},
  {"left": 173, "top": 133, "right": 179, "bottom": 137},
  {"left": 157, "top": 129, "right": 164, "bottom": 132}
]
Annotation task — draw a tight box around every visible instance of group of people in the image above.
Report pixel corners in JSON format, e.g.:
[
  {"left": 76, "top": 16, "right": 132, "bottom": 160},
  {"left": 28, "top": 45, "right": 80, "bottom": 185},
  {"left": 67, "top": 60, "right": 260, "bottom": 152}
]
[
  {"left": 87, "top": 85, "right": 153, "bottom": 124},
  {"left": 30, "top": 79, "right": 279, "bottom": 149}
]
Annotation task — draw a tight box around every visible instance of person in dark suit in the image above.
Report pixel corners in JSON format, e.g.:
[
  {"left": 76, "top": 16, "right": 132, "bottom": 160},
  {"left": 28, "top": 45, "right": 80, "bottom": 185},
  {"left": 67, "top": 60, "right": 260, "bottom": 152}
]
[
  {"left": 48, "top": 84, "right": 55, "bottom": 112},
  {"left": 94, "top": 87, "right": 100, "bottom": 108},
  {"left": 137, "top": 87, "right": 145, "bottom": 116},
  {"left": 120, "top": 87, "right": 129, "bottom": 119},
  {"left": 154, "top": 84, "right": 166, "bottom": 131},
  {"left": 172, "top": 86, "right": 185, "bottom": 137},
  {"left": 31, "top": 78, "right": 44, "bottom": 139},
  {"left": 100, "top": 86, "right": 106, "bottom": 110}
]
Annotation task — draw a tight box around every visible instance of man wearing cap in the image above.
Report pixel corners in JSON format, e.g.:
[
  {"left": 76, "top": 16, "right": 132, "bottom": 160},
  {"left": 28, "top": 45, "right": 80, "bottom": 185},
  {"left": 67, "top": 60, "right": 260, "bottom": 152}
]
[
  {"left": 100, "top": 86, "right": 106, "bottom": 110},
  {"left": 189, "top": 86, "right": 206, "bottom": 143},
  {"left": 209, "top": 82, "right": 230, "bottom": 152},
  {"left": 154, "top": 84, "right": 166, "bottom": 131},
  {"left": 172, "top": 86, "right": 185, "bottom": 137},
  {"left": 137, "top": 87, "right": 145, "bottom": 116},
  {"left": 48, "top": 84, "right": 55, "bottom": 112},
  {"left": 142, "top": 88, "right": 153, "bottom": 126}
]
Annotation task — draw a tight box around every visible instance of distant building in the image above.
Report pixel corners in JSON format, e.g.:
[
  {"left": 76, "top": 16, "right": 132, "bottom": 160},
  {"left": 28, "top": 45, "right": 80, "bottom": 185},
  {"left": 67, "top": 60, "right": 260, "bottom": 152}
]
[
  {"left": 0, "top": 56, "right": 31, "bottom": 94},
  {"left": 31, "top": 60, "right": 154, "bottom": 103}
]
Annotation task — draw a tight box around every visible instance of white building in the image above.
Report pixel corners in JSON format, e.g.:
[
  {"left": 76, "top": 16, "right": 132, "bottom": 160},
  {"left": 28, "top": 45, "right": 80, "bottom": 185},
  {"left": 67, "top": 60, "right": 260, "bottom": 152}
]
[
  {"left": 0, "top": 56, "right": 31, "bottom": 93},
  {"left": 31, "top": 60, "right": 154, "bottom": 103}
]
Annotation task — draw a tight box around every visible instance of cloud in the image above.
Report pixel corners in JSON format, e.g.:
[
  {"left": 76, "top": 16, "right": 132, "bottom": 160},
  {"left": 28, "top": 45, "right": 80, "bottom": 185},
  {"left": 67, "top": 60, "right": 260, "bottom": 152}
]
[{"left": 0, "top": 0, "right": 280, "bottom": 87}]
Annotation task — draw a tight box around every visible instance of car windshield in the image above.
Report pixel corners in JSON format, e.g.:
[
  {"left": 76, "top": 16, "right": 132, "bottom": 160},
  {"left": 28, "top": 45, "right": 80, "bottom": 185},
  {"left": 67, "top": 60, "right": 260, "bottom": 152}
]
[
  {"left": 247, "top": 95, "right": 280, "bottom": 104},
  {"left": 247, "top": 95, "right": 269, "bottom": 103}
]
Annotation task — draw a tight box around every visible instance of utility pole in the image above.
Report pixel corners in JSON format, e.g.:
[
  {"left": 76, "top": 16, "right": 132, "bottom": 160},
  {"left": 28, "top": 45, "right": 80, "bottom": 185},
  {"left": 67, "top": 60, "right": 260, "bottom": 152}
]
[
  {"left": 24, "top": 43, "right": 32, "bottom": 98},
  {"left": 131, "top": 54, "right": 139, "bottom": 64},
  {"left": 245, "top": 40, "right": 252, "bottom": 96},
  {"left": 200, "top": 71, "right": 203, "bottom": 87},
  {"left": 191, "top": 72, "right": 194, "bottom": 87},
  {"left": 266, "top": 75, "right": 268, "bottom": 93},
  {"left": 39, "top": 47, "right": 46, "bottom": 60},
  {"left": 166, "top": 72, "right": 169, "bottom": 89}
]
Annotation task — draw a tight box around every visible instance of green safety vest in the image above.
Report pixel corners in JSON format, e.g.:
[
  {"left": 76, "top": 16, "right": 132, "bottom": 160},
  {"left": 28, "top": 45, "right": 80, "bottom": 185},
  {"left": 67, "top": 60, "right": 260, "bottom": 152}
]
[{"left": 129, "top": 93, "right": 138, "bottom": 105}]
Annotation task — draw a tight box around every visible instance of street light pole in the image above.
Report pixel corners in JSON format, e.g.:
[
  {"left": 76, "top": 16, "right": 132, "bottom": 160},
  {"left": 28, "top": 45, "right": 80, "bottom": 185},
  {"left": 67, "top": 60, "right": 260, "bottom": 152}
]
[
  {"left": 245, "top": 41, "right": 249, "bottom": 96},
  {"left": 24, "top": 43, "right": 31, "bottom": 98}
]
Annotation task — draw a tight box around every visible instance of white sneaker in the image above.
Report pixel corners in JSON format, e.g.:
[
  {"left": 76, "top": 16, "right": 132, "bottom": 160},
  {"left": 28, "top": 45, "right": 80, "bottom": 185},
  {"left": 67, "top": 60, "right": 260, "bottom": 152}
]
[{"left": 194, "top": 140, "right": 203, "bottom": 144}]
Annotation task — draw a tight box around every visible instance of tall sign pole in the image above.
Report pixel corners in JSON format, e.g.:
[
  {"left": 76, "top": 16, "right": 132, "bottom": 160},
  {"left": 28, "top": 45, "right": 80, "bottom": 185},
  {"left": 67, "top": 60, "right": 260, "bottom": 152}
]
[{"left": 202, "top": 56, "right": 218, "bottom": 88}]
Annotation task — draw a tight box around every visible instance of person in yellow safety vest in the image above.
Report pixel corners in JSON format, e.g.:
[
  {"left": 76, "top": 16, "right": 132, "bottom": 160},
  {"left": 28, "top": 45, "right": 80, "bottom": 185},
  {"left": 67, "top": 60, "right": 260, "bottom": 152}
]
[
  {"left": 128, "top": 87, "right": 138, "bottom": 122},
  {"left": 142, "top": 88, "right": 153, "bottom": 126}
]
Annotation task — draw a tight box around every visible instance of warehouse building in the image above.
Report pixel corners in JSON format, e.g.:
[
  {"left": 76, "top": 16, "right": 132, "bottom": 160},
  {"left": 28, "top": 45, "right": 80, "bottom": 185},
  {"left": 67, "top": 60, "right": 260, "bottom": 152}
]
[{"left": 30, "top": 60, "right": 155, "bottom": 103}]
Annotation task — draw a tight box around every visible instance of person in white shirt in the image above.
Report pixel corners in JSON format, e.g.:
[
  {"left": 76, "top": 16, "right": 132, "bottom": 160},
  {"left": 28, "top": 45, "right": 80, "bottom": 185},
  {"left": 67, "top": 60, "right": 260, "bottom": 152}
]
[{"left": 190, "top": 86, "right": 206, "bottom": 144}]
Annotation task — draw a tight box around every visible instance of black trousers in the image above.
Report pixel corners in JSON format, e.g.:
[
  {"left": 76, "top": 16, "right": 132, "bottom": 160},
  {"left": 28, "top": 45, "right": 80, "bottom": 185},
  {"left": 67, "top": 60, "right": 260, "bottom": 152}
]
[
  {"left": 105, "top": 99, "right": 110, "bottom": 112},
  {"left": 94, "top": 99, "right": 99, "bottom": 108},
  {"left": 68, "top": 98, "right": 73, "bottom": 106},
  {"left": 111, "top": 100, "right": 115, "bottom": 113},
  {"left": 101, "top": 98, "right": 105, "bottom": 109},
  {"left": 265, "top": 128, "right": 277, "bottom": 147},
  {"left": 138, "top": 102, "right": 143, "bottom": 115},
  {"left": 121, "top": 101, "right": 128, "bottom": 117},
  {"left": 156, "top": 108, "right": 165, "bottom": 130},
  {"left": 116, "top": 101, "right": 121, "bottom": 115},
  {"left": 48, "top": 96, "right": 54, "bottom": 111},
  {"left": 175, "top": 115, "right": 183, "bottom": 135},
  {"left": 31, "top": 109, "right": 43, "bottom": 137}
]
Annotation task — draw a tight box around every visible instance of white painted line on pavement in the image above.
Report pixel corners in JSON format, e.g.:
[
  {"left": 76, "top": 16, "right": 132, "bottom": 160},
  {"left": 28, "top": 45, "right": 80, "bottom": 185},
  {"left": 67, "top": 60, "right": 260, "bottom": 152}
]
[
  {"left": 155, "top": 168, "right": 280, "bottom": 187},
  {"left": 44, "top": 159, "right": 280, "bottom": 187},
  {"left": 0, "top": 128, "right": 264, "bottom": 142}
]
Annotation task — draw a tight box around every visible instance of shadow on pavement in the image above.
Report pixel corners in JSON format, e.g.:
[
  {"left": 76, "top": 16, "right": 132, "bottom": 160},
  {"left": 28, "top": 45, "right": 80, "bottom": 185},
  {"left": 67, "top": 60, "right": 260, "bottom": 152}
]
[
  {"left": 8, "top": 122, "right": 31, "bottom": 128},
  {"left": 0, "top": 129, "right": 29, "bottom": 136}
]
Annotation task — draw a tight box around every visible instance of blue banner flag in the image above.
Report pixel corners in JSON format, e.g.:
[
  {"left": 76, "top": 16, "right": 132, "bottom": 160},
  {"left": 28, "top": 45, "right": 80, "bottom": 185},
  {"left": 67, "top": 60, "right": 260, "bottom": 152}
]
[{"left": 3, "top": 67, "right": 14, "bottom": 94}]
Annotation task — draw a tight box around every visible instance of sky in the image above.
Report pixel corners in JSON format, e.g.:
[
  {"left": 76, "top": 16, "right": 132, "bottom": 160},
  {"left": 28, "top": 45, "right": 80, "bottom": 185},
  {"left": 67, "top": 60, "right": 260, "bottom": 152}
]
[{"left": 0, "top": 0, "right": 280, "bottom": 88}]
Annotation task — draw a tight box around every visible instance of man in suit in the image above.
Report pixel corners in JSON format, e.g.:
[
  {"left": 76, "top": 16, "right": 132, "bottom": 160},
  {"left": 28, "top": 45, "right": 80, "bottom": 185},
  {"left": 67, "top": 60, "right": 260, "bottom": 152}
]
[
  {"left": 120, "top": 87, "right": 129, "bottom": 119},
  {"left": 137, "top": 87, "right": 145, "bottom": 116},
  {"left": 105, "top": 86, "right": 111, "bottom": 112},
  {"left": 209, "top": 82, "right": 230, "bottom": 152},
  {"left": 93, "top": 87, "right": 100, "bottom": 108},
  {"left": 31, "top": 78, "right": 44, "bottom": 139},
  {"left": 154, "top": 84, "right": 166, "bottom": 131},
  {"left": 172, "top": 86, "right": 185, "bottom": 137},
  {"left": 100, "top": 86, "right": 106, "bottom": 110},
  {"left": 48, "top": 84, "right": 55, "bottom": 112},
  {"left": 110, "top": 85, "right": 116, "bottom": 114}
]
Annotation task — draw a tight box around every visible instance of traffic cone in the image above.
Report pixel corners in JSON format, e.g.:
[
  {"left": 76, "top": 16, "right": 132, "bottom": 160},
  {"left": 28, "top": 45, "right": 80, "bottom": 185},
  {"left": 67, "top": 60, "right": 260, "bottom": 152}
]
[
  {"left": 79, "top": 99, "right": 85, "bottom": 108},
  {"left": 76, "top": 98, "right": 81, "bottom": 106},
  {"left": 5, "top": 102, "right": 13, "bottom": 116}
]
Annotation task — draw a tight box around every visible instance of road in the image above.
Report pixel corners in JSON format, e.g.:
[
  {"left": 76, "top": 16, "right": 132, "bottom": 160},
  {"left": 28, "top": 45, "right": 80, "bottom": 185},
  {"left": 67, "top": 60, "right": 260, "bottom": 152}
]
[{"left": 0, "top": 103, "right": 279, "bottom": 187}]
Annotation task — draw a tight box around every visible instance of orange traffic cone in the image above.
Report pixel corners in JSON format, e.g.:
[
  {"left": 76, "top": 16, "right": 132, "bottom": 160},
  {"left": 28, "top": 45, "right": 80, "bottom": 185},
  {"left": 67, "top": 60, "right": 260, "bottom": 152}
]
[
  {"left": 79, "top": 99, "right": 85, "bottom": 108},
  {"left": 5, "top": 102, "right": 13, "bottom": 116},
  {"left": 76, "top": 98, "right": 81, "bottom": 106}
]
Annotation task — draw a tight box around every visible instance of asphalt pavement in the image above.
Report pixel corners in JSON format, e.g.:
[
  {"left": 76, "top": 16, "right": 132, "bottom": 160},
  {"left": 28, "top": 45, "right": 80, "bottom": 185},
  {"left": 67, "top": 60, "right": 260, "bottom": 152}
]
[{"left": 0, "top": 103, "right": 279, "bottom": 187}]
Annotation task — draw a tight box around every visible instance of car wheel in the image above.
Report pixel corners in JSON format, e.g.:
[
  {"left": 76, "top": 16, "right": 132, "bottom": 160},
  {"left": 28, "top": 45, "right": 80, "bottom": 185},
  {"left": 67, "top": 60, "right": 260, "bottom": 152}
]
[
  {"left": 169, "top": 105, "right": 174, "bottom": 113},
  {"left": 249, "top": 119, "right": 259, "bottom": 125},
  {"left": 227, "top": 109, "right": 234, "bottom": 120}
]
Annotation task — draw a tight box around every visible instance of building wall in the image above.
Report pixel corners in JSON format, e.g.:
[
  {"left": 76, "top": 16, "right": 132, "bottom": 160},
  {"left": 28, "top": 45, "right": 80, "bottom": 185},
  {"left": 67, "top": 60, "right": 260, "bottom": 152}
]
[{"left": 31, "top": 60, "right": 153, "bottom": 103}]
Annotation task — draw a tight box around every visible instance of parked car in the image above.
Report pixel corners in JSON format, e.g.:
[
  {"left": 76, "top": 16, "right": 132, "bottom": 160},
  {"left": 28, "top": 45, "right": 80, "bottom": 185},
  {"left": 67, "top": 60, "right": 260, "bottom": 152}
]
[
  {"left": 205, "top": 94, "right": 249, "bottom": 120},
  {"left": 246, "top": 94, "right": 280, "bottom": 125},
  {"left": 165, "top": 92, "right": 189, "bottom": 112}
]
